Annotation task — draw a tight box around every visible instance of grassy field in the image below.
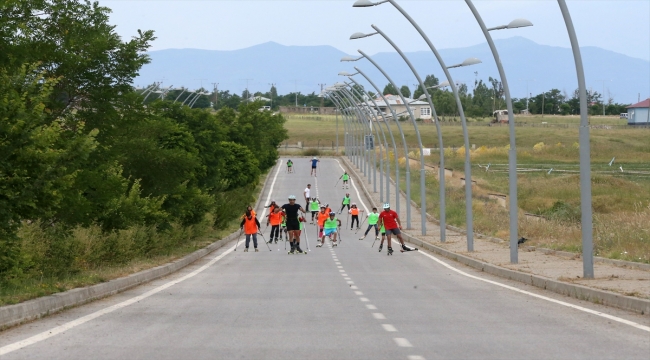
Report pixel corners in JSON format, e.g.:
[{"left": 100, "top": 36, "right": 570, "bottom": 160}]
[{"left": 282, "top": 113, "right": 650, "bottom": 263}]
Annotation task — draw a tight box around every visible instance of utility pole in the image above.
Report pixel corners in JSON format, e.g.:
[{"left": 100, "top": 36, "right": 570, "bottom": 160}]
[
  {"left": 211, "top": 82, "right": 218, "bottom": 109},
  {"left": 240, "top": 79, "right": 253, "bottom": 102},
  {"left": 292, "top": 80, "right": 299, "bottom": 107},
  {"left": 519, "top": 79, "right": 535, "bottom": 112},
  {"left": 269, "top": 83, "right": 276, "bottom": 109},
  {"left": 318, "top": 83, "right": 326, "bottom": 114},
  {"left": 194, "top": 78, "right": 207, "bottom": 90},
  {"left": 595, "top": 80, "right": 610, "bottom": 116}
]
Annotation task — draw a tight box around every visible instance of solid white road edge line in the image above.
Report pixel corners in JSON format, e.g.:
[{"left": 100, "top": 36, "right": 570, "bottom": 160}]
[
  {"left": 334, "top": 159, "right": 369, "bottom": 213},
  {"left": 339, "top": 157, "right": 649, "bottom": 333},
  {"left": 0, "top": 244, "right": 237, "bottom": 356},
  {"left": 416, "top": 250, "right": 650, "bottom": 332},
  {"left": 0, "top": 159, "right": 288, "bottom": 355}
]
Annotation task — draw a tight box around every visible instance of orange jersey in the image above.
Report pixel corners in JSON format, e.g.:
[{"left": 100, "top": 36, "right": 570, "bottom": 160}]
[
  {"left": 242, "top": 216, "right": 259, "bottom": 235},
  {"left": 318, "top": 212, "right": 329, "bottom": 227},
  {"left": 350, "top": 208, "right": 359, "bottom": 216},
  {"left": 268, "top": 211, "right": 284, "bottom": 226}
]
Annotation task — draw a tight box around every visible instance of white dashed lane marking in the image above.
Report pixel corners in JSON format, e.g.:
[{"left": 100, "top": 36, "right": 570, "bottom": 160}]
[
  {"left": 372, "top": 313, "right": 386, "bottom": 320},
  {"left": 382, "top": 324, "right": 397, "bottom": 332},
  {"left": 394, "top": 338, "right": 413, "bottom": 347},
  {"left": 366, "top": 304, "right": 377, "bottom": 310}
]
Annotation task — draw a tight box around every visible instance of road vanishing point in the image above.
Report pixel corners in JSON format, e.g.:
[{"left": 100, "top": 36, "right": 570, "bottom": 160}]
[{"left": 0, "top": 158, "right": 648, "bottom": 359}]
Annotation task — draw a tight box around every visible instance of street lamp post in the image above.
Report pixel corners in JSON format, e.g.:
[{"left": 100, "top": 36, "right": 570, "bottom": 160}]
[
  {"left": 341, "top": 67, "right": 403, "bottom": 217},
  {"left": 343, "top": 52, "right": 423, "bottom": 230},
  {"left": 353, "top": 0, "right": 480, "bottom": 250},
  {"left": 465, "top": 0, "right": 533, "bottom": 263},
  {"left": 557, "top": 0, "right": 594, "bottom": 278},
  {"left": 352, "top": 24, "right": 447, "bottom": 239}
]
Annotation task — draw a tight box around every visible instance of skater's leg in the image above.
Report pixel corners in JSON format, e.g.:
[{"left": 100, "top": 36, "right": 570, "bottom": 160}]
[
  {"left": 252, "top": 233, "right": 258, "bottom": 249},
  {"left": 374, "top": 224, "right": 379, "bottom": 237},
  {"left": 245, "top": 234, "right": 251, "bottom": 249}
]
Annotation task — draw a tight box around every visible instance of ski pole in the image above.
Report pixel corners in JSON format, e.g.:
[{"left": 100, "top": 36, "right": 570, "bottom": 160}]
[
  {"left": 337, "top": 226, "right": 343, "bottom": 244},
  {"left": 258, "top": 232, "right": 272, "bottom": 251},
  {"left": 334, "top": 177, "right": 341, "bottom": 188},
  {"left": 355, "top": 216, "right": 368, "bottom": 234},
  {"left": 372, "top": 236, "right": 378, "bottom": 248},
  {"left": 304, "top": 226, "right": 311, "bottom": 252},
  {"left": 234, "top": 228, "right": 243, "bottom": 251}
]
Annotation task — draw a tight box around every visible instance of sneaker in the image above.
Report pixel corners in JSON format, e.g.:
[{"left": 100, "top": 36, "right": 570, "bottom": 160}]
[
  {"left": 255, "top": 248, "right": 259, "bottom": 252},
  {"left": 244, "top": 248, "right": 249, "bottom": 252},
  {"left": 358, "top": 237, "right": 364, "bottom": 240},
  {"left": 267, "top": 240, "right": 273, "bottom": 244},
  {"left": 274, "top": 240, "right": 278, "bottom": 244}
]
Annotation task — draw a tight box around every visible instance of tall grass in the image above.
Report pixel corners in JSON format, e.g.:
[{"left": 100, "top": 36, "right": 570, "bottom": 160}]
[{"left": 0, "top": 182, "right": 260, "bottom": 306}]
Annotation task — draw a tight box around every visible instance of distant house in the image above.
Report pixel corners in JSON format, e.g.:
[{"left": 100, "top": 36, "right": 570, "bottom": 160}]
[
  {"left": 626, "top": 98, "right": 650, "bottom": 125},
  {"left": 363, "top": 95, "right": 433, "bottom": 122}
]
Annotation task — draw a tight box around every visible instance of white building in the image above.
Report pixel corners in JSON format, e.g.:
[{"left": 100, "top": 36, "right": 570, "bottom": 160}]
[
  {"left": 627, "top": 99, "right": 649, "bottom": 125},
  {"left": 364, "top": 95, "right": 433, "bottom": 122}
]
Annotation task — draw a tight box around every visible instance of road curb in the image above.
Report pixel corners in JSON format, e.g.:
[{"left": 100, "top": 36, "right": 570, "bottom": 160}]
[
  {"left": 0, "top": 160, "right": 280, "bottom": 330},
  {"left": 340, "top": 156, "right": 649, "bottom": 315}
]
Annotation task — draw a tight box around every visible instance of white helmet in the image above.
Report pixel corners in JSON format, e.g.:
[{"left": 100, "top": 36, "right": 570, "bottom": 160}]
[
  {"left": 288, "top": 195, "right": 297, "bottom": 200},
  {"left": 351, "top": 203, "right": 357, "bottom": 206},
  {"left": 383, "top": 203, "right": 390, "bottom": 209}
]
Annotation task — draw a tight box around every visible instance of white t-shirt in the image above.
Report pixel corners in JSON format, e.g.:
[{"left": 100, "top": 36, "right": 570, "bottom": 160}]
[{"left": 304, "top": 187, "right": 311, "bottom": 199}]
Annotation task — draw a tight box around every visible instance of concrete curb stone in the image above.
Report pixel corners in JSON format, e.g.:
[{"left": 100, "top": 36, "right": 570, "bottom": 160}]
[
  {"left": 0, "top": 159, "right": 279, "bottom": 330},
  {"left": 341, "top": 156, "right": 650, "bottom": 315}
]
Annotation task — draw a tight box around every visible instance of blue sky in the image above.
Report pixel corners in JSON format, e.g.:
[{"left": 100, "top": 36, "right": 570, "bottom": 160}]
[{"left": 100, "top": 0, "right": 649, "bottom": 61}]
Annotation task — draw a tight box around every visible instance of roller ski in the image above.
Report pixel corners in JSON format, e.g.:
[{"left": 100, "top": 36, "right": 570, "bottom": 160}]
[
  {"left": 316, "top": 241, "right": 323, "bottom": 248},
  {"left": 400, "top": 244, "right": 418, "bottom": 253},
  {"left": 387, "top": 247, "right": 393, "bottom": 256},
  {"left": 378, "top": 244, "right": 383, "bottom": 252}
]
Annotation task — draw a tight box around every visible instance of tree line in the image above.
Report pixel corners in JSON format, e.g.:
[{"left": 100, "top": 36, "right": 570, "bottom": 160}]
[
  {"left": 178, "top": 72, "right": 629, "bottom": 119},
  {"left": 0, "top": 0, "right": 287, "bottom": 283}
]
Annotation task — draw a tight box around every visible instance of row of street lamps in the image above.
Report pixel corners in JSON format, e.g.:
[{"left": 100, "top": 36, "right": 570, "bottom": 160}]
[
  {"left": 138, "top": 84, "right": 210, "bottom": 108},
  {"left": 325, "top": 0, "right": 594, "bottom": 278}
]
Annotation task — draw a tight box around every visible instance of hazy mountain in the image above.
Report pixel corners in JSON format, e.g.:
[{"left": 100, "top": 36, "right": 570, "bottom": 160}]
[{"left": 136, "top": 37, "right": 649, "bottom": 104}]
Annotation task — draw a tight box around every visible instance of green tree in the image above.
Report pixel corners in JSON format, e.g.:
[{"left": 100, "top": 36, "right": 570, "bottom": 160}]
[
  {"left": 400, "top": 85, "right": 411, "bottom": 98},
  {"left": 383, "top": 83, "right": 398, "bottom": 95},
  {"left": 413, "top": 74, "right": 440, "bottom": 99}
]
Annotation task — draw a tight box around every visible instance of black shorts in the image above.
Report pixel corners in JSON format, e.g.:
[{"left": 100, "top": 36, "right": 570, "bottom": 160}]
[
  {"left": 286, "top": 218, "right": 300, "bottom": 231},
  {"left": 385, "top": 228, "right": 401, "bottom": 235},
  {"left": 312, "top": 166, "right": 317, "bottom": 169}
]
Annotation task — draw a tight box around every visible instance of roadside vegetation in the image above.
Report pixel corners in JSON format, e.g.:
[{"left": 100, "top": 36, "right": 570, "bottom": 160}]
[
  {"left": 0, "top": 1, "right": 287, "bottom": 305},
  {"left": 283, "top": 114, "right": 650, "bottom": 263}
]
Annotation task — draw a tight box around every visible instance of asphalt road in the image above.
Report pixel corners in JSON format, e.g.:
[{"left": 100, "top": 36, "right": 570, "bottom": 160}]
[{"left": 0, "top": 158, "right": 648, "bottom": 359}]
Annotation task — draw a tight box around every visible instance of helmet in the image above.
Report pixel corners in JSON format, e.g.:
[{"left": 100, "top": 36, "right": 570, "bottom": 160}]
[
  {"left": 329, "top": 212, "right": 336, "bottom": 216},
  {"left": 351, "top": 203, "right": 357, "bottom": 206},
  {"left": 288, "top": 195, "right": 296, "bottom": 200},
  {"left": 383, "top": 203, "right": 390, "bottom": 209},
  {"left": 345, "top": 193, "right": 350, "bottom": 196},
  {"left": 270, "top": 200, "right": 275, "bottom": 203},
  {"left": 320, "top": 205, "right": 326, "bottom": 209}
]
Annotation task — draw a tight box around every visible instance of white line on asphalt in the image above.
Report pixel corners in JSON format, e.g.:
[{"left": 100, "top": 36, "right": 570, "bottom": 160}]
[
  {"left": 344, "top": 277, "right": 351, "bottom": 280},
  {"left": 259, "top": 159, "right": 283, "bottom": 220},
  {"left": 0, "top": 244, "right": 238, "bottom": 356},
  {"left": 372, "top": 313, "right": 387, "bottom": 320},
  {"left": 408, "top": 355, "right": 426, "bottom": 360},
  {"left": 355, "top": 291, "right": 364, "bottom": 295},
  {"left": 359, "top": 297, "right": 369, "bottom": 302},
  {"left": 366, "top": 304, "right": 377, "bottom": 310},
  {"left": 394, "top": 338, "right": 413, "bottom": 347},
  {"left": 417, "top": 250, "right": 650, "bottom": 332},
  {"left": 350, "top": 285, "right": 358, "bottom": 289},
  {"left": 382, "top": 324, "right": 397, "bottom": 332},
  {"left": 0, "top": 159, "right": 290, "bottom": 356},
  {"left": 334, "top": 159, "right": 369, "bottom": 213}
]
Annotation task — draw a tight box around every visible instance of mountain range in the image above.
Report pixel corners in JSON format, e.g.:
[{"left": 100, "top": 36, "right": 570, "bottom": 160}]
[{"left": 135, "top": 37, "right": 649, "bottom": 105}]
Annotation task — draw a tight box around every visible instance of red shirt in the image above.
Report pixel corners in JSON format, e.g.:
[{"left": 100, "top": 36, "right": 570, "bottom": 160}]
[{"left": 378, "top": 210, "right": 399, "bottom": 230}]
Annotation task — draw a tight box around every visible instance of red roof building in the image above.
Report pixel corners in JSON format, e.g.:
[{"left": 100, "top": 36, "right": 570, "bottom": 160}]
[{"left": 626, "top": 98, "right": 649, "bottom": 125}]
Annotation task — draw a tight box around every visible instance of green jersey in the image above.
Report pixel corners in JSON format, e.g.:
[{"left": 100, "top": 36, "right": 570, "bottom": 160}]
[
  {"left": 380, "top": 224, "right": 385, "bottom": 233},
  {"left": 368, "top": 213, "right": 379, "bottom": 225},
  {"left": 281, "top": 217, "right": 287, "bottom": 227},
  {"left": 300, "top": 221, "right": 304, "bottom": 230},
  {"left": 342, "top": 174, "right": 349, "bottom": 181},
  {"left": 309, "top": 201, "right": 320, "bottom": 211},
  {"left": 342, "top": 196, "right": 350, "bottom": 205},
  {"left": 324, "top": 218, "right": 339, "bottom": 229}
]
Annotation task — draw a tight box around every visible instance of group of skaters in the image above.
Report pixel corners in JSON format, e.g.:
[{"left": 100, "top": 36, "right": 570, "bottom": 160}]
[{"left": 240, "top": 159, "right": 415, "bottom": 256}]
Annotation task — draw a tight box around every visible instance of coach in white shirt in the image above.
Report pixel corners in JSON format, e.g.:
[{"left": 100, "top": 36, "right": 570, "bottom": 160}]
[{"left": 304, "top": 184, "right": 311, "bottom": 209}]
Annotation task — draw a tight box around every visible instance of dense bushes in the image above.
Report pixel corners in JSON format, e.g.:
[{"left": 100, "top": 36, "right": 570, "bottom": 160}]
[{"left": 0, "top": 0, "right": 287, "bottom": 285}]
